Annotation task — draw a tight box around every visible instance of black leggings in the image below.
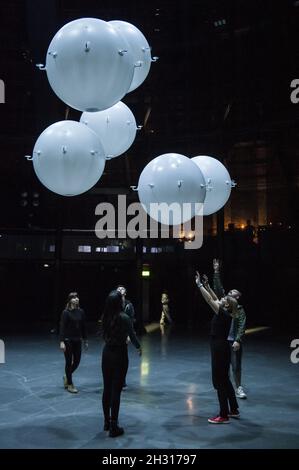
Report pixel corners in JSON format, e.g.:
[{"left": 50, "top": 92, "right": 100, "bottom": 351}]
[
  {"left": 64, "top": 340, "right": 82, "bottom": 385},
  {"left": 210, "top": 337, "right": 238, "bottom": 417},
  {"left": 102, "top": 344, "right": 128, "bottom": 422}
]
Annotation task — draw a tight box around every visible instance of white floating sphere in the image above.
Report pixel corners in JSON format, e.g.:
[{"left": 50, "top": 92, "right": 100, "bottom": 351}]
[
  {"left": 45, "top": 18, "right": 135, "bottom": 111},
  {"left": 138, "top": 153, "right": 206, "bottom": 225},
  {"left": 32, "top": 121, "right": 106, "bottom": 196},
  {"left": 109, "top": 20, "right": 152, "bottom": 92},
  {"left": 192, "top": 155, "right": 232, "bottom": 216},
  {"left": 80, "top": 101, "right": 137, "bottom": 158}
]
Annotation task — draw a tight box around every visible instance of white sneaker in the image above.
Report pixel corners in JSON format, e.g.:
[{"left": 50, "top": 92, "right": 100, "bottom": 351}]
[{"left": 236, "top": 386, "right": 247, "bottom": 399}]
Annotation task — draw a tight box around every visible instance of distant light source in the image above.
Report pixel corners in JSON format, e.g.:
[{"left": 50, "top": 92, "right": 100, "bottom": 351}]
[
  {"left": 78, "top": 245, "right": 91, "bottom": 253},
  {"left": 142, "top": 263, "right": 150, "bottom": 277},
  {"left": 43, "top": 264, "right": 49, "bottom": 268},
  {"left": 214, "top": 19, "right": 226, "bottom": 27},
  {"left": 241, "top": 224, "right": 245, "bottom": 229},
  {"left": 187, "top": 231, "right": 195, "bottom": 240}
]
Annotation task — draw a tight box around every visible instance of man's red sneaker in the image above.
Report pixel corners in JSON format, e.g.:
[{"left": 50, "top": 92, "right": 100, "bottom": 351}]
[{"left": 208, "top": 415, "right": 230, "bottom": 424}]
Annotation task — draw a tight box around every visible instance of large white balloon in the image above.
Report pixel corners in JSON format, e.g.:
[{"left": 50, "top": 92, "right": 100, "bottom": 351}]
[
  {"left": 109, "top": 20, "right": 152, "bottom": 92},
  {"left": 80, "top": 101, "right": 137, "bottom": 158},
  {"left": 31, "top": 121, "right": 106, "bottom": 196},
  {"left": 45, "top": 18, "right": 135, "bottom": 111},
  {"left": 192, "top": 155, "right": 232, "bottom": 215},
  {"left": 138, "top": 153, "right": 206, "bottom": 225}
]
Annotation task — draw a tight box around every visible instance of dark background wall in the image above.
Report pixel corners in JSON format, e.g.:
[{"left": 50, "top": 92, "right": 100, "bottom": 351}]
[{"left": 0, "top": 0, "right": 298, "bottom": 334}]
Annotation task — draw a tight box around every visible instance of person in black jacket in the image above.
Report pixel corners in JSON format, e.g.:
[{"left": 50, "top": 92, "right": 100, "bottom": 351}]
[
  {"left": 116, "top": 285, "right": 136, "bottom": 389},
  {"left": 59, "top": 292, "right": 88, "bottom": 394},
  {"left": 116, "top": 285, "right": 136, "bottom": 324},
  {"left": 195, "top": 272, "right": 239, "bottom": 424},
  {"left": 101, "top": 290, "right": 142, "bottom": 437},
  {"left": 211, "top": 259, "right": 247, "bottom": 399}
]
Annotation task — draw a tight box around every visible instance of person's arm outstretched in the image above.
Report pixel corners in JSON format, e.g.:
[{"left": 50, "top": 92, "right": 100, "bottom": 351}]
[
  {"left": 124, "top": 315, "right": 142, "bottom": 355},
  {"left": 235, "top": 307, "right": 246, "bottom": 344},
  {"left": 195, "top": 271, "right": 220, "bottom": 314},
  {"left": 59, "top": 310, "right": 67, "bottom": 351},
  {"left": 213, "top": 259, "right": 226, "bottom": 298},
  {"left": 202, "top": 274, "right": 219, "bottom": 301}
]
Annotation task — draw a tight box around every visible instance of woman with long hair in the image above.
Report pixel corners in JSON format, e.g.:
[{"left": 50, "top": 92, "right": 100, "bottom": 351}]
[
  {"left": 101, "top": 290, "right": 142, "bottom": 437},
  {"left": 195, "top": 272, "right": 239, "bottom": 424},
  {"left": 59, "top": 292, "right": 88, "bottom": 393}
]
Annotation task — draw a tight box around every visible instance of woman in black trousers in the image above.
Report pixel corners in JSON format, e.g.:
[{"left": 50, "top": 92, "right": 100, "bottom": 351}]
[
  {"left": 195, "top": 272, "right": 239, "bottom": 424},
  {"left": 59, "top": 292, "right": 88, "bottom": 393},
  {"left": 101, "top": 290, "right": 142, "bottom": 437}
]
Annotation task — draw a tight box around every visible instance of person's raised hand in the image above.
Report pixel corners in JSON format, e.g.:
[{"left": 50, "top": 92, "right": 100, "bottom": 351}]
[
  {"left": 213, "top": 259, "right": 220, "bottom": 272},
  {"left": 202, "top": 274, "right": 209, "bottom": 286}
]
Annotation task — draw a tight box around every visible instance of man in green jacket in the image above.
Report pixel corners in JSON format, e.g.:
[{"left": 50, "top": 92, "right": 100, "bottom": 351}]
[{"left": 203, "top": 259, "right": 247, "bottom": 399}]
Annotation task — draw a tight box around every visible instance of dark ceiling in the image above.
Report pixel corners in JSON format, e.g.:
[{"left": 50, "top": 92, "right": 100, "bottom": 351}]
[{"left": 0, "top": 0, "right": 298, "bottom": 229}]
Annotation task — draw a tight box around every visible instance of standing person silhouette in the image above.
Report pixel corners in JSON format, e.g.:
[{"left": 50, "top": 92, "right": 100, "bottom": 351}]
[
  {"left": 210, "top": 259, "right": 247, "bottom": 399},
  {"left": 116, "top": 285, "right": 136, "bottom": 325},
  {"left": 160, "top": 291, "right": 173, "bottom": 325},
  {"left": 244, "top": 219, "right": 256, "bottom": 243},
  {"left": 59, "top": 292, "right": 88, "bottom": 394},
  {"left": 195, "top": 272, "right": 239, "bottom": 423},
  {"left": 101, "top": 290, "right": 142, "bottom": 437},
  {"left": 116, "top": 285, "right": 136, "bottom": 389}
]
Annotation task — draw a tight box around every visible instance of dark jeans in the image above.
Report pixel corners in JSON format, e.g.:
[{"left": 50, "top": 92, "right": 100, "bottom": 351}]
[
  {"left": 229, "top": 341, "right": 242, "bottom": 388},
  {"left": 102, "top": 344, "right": 128, "bottom": 422},
  {"left": 210, "top": 337, "right": 238, "bottom": 417},
  {"left": 64, "top": 339, "right": 82, "bottom": 385}
]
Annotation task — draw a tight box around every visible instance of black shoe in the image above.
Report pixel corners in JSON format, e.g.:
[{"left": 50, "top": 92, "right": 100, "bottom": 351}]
[
  {"left": 109, "top": 420, "right": 124, "bottom": 438},
  {"left": 122, "top": 383, "right": 128, "bottom": 390},
  {"left": 104, "top": 420, "right": 110, "bottom": 431}
]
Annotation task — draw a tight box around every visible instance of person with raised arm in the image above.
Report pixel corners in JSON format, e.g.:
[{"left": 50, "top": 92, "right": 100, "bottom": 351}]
[{"left": 195, "top": 272, "right": 239, "bottom": 423}]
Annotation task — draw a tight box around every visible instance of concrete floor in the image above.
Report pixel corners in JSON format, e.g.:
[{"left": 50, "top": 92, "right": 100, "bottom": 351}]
[{"left": 0, "top": 326, "right": 298, "bottom": 449}]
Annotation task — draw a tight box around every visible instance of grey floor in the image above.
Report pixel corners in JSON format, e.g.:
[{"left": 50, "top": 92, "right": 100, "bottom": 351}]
[{"left": 0, "top": 326, "right": 298, "bottom": 449}]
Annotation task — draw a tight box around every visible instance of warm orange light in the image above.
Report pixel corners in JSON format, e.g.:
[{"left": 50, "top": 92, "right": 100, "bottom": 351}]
[{"left": 241, "top": 224, "right": 245, "bottom": 229}]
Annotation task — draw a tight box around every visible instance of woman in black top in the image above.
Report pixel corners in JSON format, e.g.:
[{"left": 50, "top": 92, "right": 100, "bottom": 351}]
[
  {"left": 59, "top": 292, "right": 88, "bottom": 394},
  {"left": 101, "top": 290, "right": 142, "bottom": 437},
  {"left": 195, "top": 272, "right": 239, "bottom": 424}
]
